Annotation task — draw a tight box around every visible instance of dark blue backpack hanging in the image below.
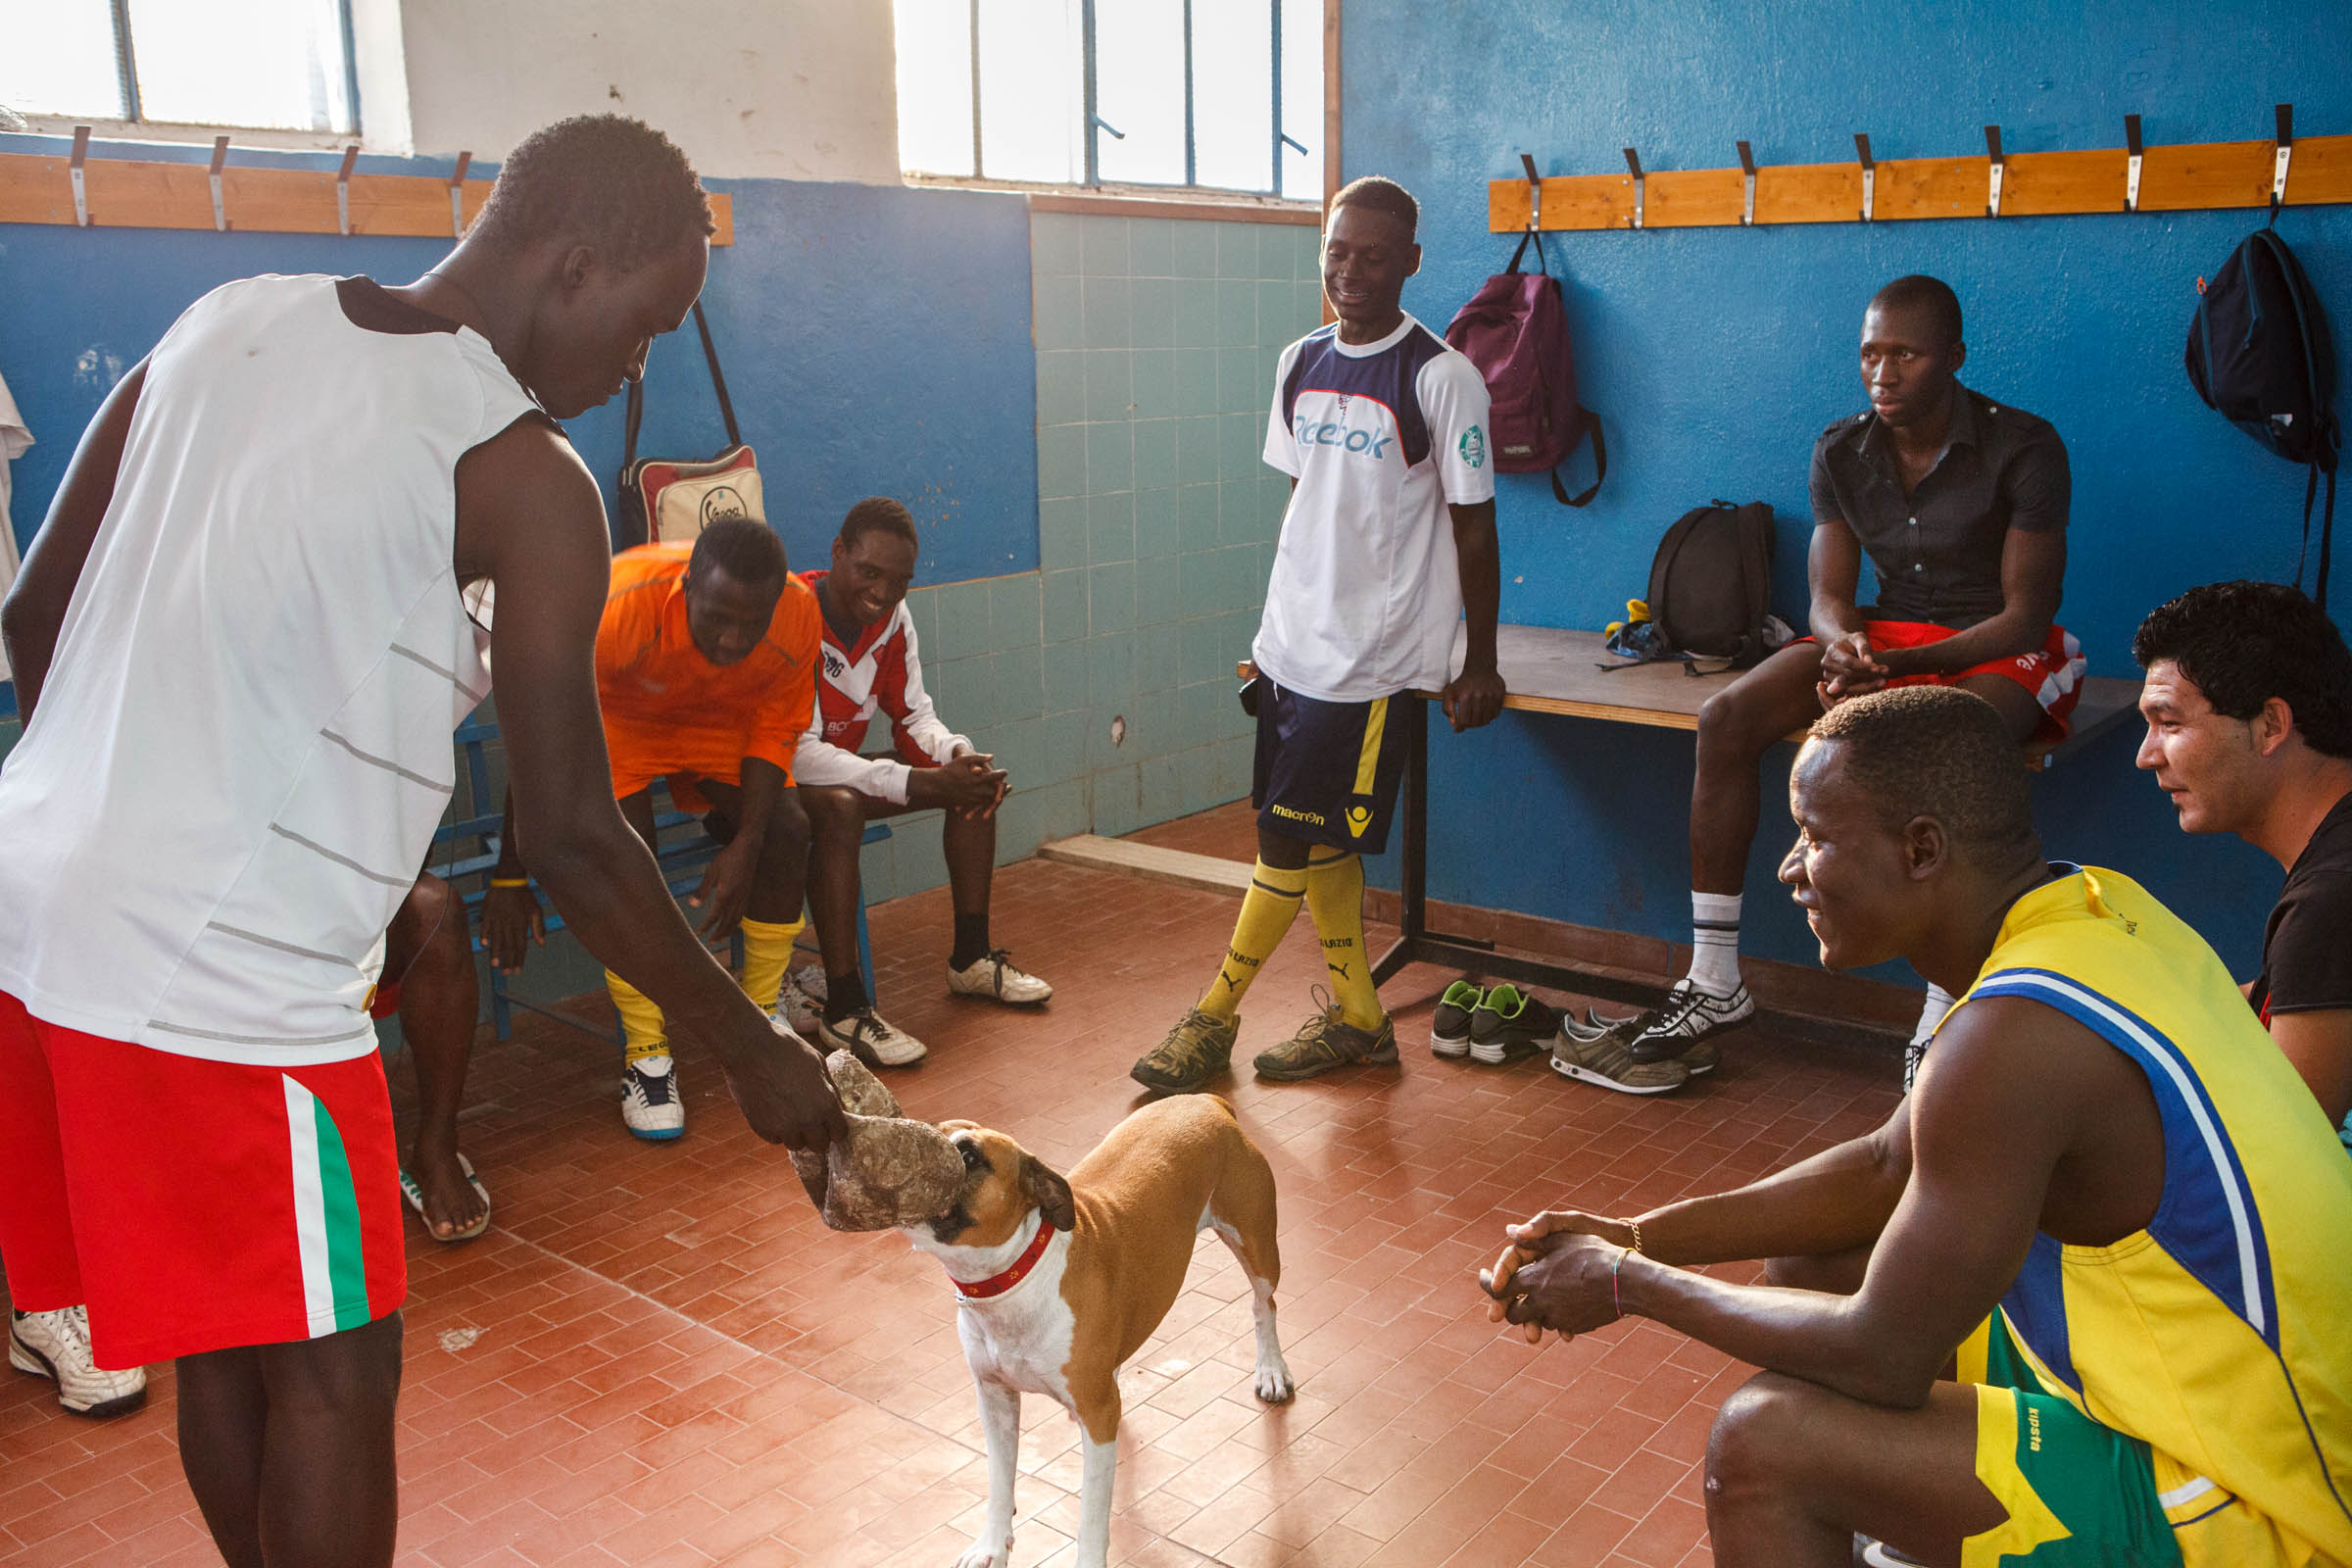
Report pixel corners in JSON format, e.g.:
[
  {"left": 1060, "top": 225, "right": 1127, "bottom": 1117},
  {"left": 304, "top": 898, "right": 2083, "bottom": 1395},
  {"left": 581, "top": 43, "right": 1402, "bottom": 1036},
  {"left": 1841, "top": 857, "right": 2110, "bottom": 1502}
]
[{"left": 2186, "top": 219, "right": 2339, "bottom": 604}]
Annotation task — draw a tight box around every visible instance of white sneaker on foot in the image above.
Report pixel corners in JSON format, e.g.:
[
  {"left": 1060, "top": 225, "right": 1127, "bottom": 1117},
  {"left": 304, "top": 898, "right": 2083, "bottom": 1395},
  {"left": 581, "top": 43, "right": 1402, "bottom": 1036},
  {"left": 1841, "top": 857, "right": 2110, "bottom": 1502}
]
[
  {"left": 947, "top": 950, "right": 1053, "bottom": 1004},
  {"left": 791, "top": 964, "right": 828, "bottom": 1005},
  {"left": 1627, "top": 980, "right": 1753, "bottom": 1058},
  {"left": 621, "top": 1054, "right": 686, "bottom": 1140},
  {"left": 819, "top": 1008, "right": 928, "bottom": 1067},
  {"left": 773, "top": 988, "right": 821, "bottom": 1037},
  {"left": 10, "top": 1305, "right": 147, "bottom": 1417}
]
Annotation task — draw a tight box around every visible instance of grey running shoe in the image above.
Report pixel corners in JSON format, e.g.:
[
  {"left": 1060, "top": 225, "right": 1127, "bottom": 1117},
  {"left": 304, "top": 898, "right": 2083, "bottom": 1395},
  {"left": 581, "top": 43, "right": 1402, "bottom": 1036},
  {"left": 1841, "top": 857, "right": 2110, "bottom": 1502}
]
[
  {"left": 1856, "top": 1538, "right": 1931, "bottom": 1567},
  {"left": 1564, "top": 1003, "right": 1720, "bottom": 1075},
  {"left": 1549, "top": 1017, "right": 1690, "bottom": 1096},
  {"left": 1254, "top": 991, "right": 1399, "bottom": 1082},
  {"left": 1466, "top": 984, "right": 1561, "bottom": 1064},
  {"left": 1430, "top": 980, "right": 1484, "bottom": 1057},
  {"left": 1131, "top": 1005, "right": 1240, "bottom": 1092}
]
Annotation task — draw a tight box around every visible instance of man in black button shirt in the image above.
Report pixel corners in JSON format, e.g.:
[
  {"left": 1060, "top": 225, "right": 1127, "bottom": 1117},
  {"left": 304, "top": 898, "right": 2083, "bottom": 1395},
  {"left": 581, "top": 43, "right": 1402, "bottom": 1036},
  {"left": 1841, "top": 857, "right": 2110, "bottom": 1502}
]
[
  {"left": 2133, "top": 580, "right": 2352, "bottom": 1151},
  {"left": 1620, "top": 276, "right": 2080, "bottom": 1076}
]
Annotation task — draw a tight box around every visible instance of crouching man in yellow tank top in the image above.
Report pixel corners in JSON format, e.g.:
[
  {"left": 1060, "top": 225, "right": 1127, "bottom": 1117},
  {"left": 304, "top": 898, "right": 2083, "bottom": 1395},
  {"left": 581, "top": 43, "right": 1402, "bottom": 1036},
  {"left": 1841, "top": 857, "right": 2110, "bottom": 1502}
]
[{"left": 1484, "top": 685, "right": 2352, "bottom": 1568}]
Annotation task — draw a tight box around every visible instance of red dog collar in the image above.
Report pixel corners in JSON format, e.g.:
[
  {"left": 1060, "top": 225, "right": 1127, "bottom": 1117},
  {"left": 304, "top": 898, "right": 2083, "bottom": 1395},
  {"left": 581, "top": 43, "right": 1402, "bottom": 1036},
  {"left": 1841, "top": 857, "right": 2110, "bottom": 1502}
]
[{"left": 954, "top": 1220, "right": 1056, "bottom": 1299}]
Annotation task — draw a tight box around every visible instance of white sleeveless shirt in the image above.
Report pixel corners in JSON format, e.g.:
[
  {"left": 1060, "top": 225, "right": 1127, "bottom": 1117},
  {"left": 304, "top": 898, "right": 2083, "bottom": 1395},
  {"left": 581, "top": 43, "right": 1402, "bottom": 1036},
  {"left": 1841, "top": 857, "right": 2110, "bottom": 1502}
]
[{"left": 0, "top": 274, "right": 537, "bottom": 1064}]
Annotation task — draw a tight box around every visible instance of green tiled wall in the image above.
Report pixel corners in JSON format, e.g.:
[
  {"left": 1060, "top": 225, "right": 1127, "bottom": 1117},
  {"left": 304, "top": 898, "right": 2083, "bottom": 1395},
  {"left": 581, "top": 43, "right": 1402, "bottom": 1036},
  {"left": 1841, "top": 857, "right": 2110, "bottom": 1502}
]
[{"left": 858, "top": 212, "right": 1324, "bottom": 906}]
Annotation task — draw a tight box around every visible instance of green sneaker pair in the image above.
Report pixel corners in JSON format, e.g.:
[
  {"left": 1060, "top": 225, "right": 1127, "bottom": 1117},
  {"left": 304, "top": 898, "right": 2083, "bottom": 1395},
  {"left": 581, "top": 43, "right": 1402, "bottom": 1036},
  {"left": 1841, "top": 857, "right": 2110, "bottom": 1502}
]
[{"left": 1430, "top": 981, "right": 1560, "bottom": 1066}]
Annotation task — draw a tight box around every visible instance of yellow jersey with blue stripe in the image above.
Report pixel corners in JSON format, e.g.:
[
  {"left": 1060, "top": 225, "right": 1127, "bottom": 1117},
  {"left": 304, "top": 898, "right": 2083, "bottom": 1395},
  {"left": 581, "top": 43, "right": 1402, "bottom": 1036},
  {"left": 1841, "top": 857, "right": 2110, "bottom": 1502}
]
[{"left": 1948, "top": 867, "right": 2352, "bottom": 1566}]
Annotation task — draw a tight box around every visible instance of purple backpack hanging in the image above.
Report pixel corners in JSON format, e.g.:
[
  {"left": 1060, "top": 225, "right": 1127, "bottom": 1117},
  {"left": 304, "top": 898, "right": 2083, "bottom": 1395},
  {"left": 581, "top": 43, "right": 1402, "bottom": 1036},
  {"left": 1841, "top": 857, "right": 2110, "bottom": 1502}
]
[{"left": 1444, "top": 228, "right": 1606, "bottom": 507}]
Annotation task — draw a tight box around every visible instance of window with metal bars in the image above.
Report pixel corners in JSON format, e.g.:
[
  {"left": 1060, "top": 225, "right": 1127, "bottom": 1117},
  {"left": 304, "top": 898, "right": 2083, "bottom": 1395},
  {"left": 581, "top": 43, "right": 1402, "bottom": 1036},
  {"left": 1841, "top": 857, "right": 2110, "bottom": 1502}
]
[
  {"left": 894, "top": 0, "right": 1320, "bottom": 200},
  {"left": 0, "top": 0, "right": 362, "bottom": 137}
]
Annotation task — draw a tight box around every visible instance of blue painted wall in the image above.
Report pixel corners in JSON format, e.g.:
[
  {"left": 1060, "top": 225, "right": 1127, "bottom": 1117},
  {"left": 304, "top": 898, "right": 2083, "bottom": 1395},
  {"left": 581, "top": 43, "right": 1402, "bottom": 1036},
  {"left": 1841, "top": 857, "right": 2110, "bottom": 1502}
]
[
  {"left": 0, "top": 135, "right": 1037, "bottom": 587},
  {"left": 1346, "top": 0, "right": 2352, "bottom": 979}
]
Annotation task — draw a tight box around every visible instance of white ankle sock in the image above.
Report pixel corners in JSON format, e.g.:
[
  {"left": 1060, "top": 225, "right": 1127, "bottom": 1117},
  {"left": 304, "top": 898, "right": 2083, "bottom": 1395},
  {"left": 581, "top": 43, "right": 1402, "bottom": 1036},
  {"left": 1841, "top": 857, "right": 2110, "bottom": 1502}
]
[
  {"left": 1902, "top": 984, "right": 1957, "bottom": 1091},
  {"left": 1913, "top": 984, "right": 1955, "bottom": 1044},
  {"left": 1688, "top": 892, "right": 1743, "bottom": 996}
]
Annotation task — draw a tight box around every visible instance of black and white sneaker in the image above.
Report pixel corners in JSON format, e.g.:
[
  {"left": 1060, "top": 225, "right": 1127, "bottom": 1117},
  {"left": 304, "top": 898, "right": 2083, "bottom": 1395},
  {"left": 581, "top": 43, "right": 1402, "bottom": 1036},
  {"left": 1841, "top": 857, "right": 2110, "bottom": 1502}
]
[
  {"left": 947, "top": 950, "right": 1053, "bottom": 1004},
  {"left": 1625, "top": 981, "right": 1753, "bottom": 1062},
  {"left": 620, "top": 1054, "right": 685, "bottom": 1141},
  {"left": 1564, "top": 1002, "right": 1722, "bottom": 1075},
  {"left": 10, "top": 1306, "right": 146, "bottom": 1418},
  {"left": 820, "top": 1007, "right": 928, "bottom": 1068}
]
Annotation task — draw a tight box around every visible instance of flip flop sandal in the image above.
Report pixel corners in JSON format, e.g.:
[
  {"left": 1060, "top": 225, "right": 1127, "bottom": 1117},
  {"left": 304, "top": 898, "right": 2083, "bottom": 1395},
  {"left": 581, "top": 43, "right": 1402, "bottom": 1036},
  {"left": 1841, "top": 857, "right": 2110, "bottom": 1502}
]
[{"left": 399, "top": 1153, "right": 492, "bottom": 1243}]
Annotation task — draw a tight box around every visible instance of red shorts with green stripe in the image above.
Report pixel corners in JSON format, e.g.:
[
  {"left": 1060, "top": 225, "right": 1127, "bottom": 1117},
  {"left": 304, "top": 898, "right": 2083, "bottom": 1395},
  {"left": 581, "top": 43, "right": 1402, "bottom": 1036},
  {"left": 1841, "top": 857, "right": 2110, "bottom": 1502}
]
[{"left": 0, "top": 989, "right": 404, "bottom": 1367}]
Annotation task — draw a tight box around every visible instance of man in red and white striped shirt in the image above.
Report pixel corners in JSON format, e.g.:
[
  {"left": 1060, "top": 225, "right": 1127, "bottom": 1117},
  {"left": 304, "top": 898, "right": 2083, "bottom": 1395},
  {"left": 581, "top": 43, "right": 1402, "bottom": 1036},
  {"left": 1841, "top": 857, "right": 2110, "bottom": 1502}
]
[{"left": 791, "top": 499, "right": 1052, "bottom": 1065}]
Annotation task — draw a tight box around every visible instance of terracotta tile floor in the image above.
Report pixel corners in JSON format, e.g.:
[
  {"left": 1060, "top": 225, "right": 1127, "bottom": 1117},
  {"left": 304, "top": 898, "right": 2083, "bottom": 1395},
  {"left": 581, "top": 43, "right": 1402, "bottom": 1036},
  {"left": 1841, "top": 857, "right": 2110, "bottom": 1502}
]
[{"left": 0, "top": 804, "right": 1899, "bottom": 1567}]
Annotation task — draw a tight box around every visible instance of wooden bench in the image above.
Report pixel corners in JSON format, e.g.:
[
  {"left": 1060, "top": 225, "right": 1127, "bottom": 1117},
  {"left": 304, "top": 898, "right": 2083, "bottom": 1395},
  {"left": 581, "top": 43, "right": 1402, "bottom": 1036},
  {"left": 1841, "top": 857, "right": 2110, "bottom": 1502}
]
[
  {"left": 426, "top": 720, "right": 885, "bottom": 1043},
  {"left": 1241, "top": 623, "right": 2142, "bottom": 1015},
  {"left": 1242, "top": 624, "right": 2140, "bottom": 768}
]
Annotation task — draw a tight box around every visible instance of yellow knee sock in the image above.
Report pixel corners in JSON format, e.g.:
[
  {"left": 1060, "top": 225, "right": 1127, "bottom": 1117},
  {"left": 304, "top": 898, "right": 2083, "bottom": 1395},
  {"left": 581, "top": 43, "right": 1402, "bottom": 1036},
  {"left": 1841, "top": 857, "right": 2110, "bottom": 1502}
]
[
  {"left": 605, "top": 969, "right": 668, "bottom": 1063},
  {"left": 1198, "top": 859, "right": 1308, "bottom": 1020},
  {"left": 1305, "top": 851, "right": 1384, "bottom": 1030},
  {"left": 738, "top": 915, "right": 804, "bottom": 1014}
]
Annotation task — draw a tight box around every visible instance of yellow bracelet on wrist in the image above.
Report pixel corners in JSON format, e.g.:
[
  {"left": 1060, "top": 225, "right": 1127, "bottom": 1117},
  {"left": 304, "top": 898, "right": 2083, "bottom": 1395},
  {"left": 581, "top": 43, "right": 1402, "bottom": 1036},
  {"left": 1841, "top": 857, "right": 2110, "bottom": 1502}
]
[{"left": 490, "top": 877, "right": 528, "bottom": 889}]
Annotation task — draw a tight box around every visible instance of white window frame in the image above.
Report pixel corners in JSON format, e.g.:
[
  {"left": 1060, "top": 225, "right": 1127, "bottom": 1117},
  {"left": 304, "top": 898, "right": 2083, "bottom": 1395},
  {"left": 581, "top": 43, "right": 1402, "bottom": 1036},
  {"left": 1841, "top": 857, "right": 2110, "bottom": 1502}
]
[
  {"left": 902, "top": 0, "right": 1319, "bottom": 202},
  {"left": 8, "top": 0, "right": 390, "bottom": 151}
]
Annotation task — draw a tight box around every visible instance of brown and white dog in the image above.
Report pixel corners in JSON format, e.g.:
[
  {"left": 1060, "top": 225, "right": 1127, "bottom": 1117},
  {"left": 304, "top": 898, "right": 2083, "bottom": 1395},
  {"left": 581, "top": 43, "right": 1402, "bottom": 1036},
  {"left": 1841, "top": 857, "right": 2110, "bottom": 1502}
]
[{"left": 905, "top": 1095, "right": 1293, "bottom": 1568}]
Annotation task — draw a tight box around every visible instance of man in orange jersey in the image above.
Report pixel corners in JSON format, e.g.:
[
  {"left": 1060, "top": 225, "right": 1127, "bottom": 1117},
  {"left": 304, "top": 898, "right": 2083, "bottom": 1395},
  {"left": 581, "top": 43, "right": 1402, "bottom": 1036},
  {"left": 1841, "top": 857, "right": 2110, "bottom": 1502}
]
[{"left": 487, "top": 517, "right": 821, "bottom": 1139}]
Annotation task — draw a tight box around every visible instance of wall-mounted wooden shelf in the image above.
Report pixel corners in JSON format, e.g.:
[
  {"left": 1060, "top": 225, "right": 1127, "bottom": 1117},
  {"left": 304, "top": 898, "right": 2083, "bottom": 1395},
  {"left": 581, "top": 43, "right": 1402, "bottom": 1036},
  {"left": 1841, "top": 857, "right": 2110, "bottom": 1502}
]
[
  {"left": 0, "top": 147, "right": 735, "bottom": 245},
  {"left": 1491, "top": 133, "right": 2352, "bottom": 233}
]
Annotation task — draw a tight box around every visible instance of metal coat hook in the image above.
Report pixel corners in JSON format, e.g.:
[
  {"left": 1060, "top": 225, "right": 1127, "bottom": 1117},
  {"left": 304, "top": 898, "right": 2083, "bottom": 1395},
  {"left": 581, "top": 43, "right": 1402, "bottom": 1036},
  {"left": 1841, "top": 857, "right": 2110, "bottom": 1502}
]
[
  {"left": 1623, "top": 146, "right": 1645, "bottom": 229},
  {"left": 208, "top": 135, "right": 231, "bottom": 232},
  {"left": 1737, "top": 140, "right": 1757, "bottom": 225},
  {"left": 334, "top": 144, "right": 359, "bottom": 236},
  {"left": 1854, "top": 133, "right": 1875, "bottom": 221},
  {"left": 1984, "top": 124, "right": 2005, "bottom": 218},
  {"left": 69, "top": 124, "right": 91, "bottom": 226},
  {"left": 447, "top": 151, "right": 470, "bottom": 239},
  {"left": 1519, "top": 151, "right": 1542, "bottom": 232},
  {"left": 2124, "top": 115, "right": 2144, "bottom": 213},
  {"left": 2272, "top": 103, "right": 2294, "bottom": 216}
]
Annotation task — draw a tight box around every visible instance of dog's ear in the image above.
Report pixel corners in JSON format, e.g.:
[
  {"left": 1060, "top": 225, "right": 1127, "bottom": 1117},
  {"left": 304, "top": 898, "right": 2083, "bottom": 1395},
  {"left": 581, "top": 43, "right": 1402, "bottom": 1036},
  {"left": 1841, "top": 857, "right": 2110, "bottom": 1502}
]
[{"left": 1022, "top": 1154, "right": 1076, "bottom": 1232}]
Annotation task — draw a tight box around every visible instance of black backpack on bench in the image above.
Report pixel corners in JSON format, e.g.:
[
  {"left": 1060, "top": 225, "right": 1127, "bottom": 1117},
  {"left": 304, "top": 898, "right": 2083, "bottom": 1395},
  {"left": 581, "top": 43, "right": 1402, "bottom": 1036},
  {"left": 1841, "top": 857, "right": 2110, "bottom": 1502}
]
[{"left": 1604, "top": 500, "right": 1778, "bottom": 672}]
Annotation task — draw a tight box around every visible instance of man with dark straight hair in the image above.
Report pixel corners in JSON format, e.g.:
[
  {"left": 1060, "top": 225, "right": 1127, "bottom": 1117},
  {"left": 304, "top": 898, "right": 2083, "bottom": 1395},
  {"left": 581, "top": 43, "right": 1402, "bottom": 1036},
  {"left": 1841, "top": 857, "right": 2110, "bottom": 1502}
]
[
  {"left": 0, "top": 115, "right": 844, "bottom": 1566},
  {"left": 2135, "top": 579, "right": 2352, "bottom": 1148},
  {"left": 1485, "top": 684, "right": 2352, "bottom": 1567}
]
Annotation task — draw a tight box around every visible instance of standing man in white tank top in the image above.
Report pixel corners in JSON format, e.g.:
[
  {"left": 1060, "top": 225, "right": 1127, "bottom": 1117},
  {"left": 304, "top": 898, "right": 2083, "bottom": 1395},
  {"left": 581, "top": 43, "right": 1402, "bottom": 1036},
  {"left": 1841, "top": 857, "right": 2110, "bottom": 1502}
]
[{"left": 0, "top": 117, "right": 847, "bottom": 1567}]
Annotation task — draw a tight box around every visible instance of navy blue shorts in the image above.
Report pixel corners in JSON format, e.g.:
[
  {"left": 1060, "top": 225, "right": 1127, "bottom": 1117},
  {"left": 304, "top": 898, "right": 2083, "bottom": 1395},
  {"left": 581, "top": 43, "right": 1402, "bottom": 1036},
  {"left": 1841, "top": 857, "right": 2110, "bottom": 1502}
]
[{"left": 1251, "top": 682, "right": 1409, "bottom": 856}]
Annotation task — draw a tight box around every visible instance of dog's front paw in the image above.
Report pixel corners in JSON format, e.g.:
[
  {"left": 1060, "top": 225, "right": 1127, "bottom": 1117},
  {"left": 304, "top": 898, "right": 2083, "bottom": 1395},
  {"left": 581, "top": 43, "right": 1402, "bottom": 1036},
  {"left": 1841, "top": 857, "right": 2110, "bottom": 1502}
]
[
  {"left": 955, "top": 1535, "right": 1011, "bottom": 1568},
  {"left": 1254, "top": 1360, "right": 1296, "bottom": 1404}
]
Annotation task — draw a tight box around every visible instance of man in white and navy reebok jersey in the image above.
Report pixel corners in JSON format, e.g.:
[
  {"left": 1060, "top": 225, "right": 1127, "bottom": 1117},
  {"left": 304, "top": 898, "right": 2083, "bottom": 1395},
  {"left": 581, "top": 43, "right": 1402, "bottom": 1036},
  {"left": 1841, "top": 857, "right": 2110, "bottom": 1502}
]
[
  {"left": 788, "top": 498, "right": 1053, "bottom": 1066},
  {"left": 1130, "top": 175, "right": 1505, "bottom": 1095}
]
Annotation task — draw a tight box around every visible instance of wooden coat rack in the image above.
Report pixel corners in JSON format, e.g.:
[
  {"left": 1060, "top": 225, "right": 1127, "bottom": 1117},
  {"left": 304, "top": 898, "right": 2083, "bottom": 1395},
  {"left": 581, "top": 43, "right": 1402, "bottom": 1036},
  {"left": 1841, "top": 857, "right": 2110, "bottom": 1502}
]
[
  {"left": 1493, "top": 107, "right": 2349, "bottom": 233},
  {"left": 0, "top": 129, "right": 735, "bottom": 244}
]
